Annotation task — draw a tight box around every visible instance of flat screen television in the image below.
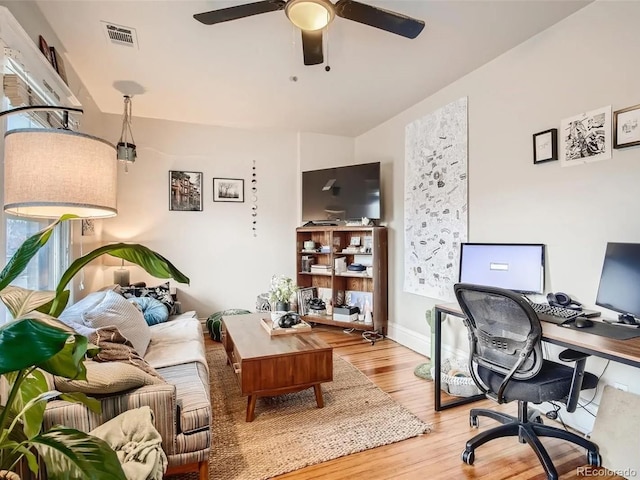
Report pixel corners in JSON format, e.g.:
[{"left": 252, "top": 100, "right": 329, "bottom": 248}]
[
  {"left": 458, "top": 243, "right": 546, "bottom": 294},
  {"left": 595, "top": 242, "right": 640, "bottom": 321},
  {"left": 302, "top": 162, "right": 381, "bottom": 223}
]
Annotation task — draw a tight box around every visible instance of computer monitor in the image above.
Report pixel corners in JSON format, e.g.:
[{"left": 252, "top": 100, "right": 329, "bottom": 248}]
[
  {"left": 458, "top": 243, "right": 545, "bottom": 294},
  {"left": 595, "top": 242, "right": 640, "bottom": 320}
]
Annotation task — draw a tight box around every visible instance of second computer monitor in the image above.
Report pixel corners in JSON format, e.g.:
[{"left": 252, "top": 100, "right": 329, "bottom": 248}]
[{"left": 459, "top": 243, "right": 545, "bottom": 294}]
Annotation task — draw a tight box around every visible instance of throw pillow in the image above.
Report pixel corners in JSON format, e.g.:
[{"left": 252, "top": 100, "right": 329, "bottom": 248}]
[
  {"left": 58, "top": 291, "right": 107, "bottom": 337},
  {"left": 120, "top": 282, "right": 176, "bottom": 315},
  {"left": 128, "top": 296, "right": 169, "bottom": 326},
  {"left": 88, "top": 326, "right": 163, "bottom": 379},
  {"left": 54, "top": 360, "right": 164, "bottom": 394},
  {"left": 82, "top": 290, "right": 151, "bottom": 356}
]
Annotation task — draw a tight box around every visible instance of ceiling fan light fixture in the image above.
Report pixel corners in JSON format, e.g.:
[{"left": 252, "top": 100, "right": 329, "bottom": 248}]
[{"left": 285, "top": 0, "right": 334, "bottom": 31}]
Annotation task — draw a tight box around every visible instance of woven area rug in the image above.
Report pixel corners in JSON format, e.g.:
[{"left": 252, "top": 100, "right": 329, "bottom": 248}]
[{"left": 198, "top": 346, "right": 431, "bottom": 480}]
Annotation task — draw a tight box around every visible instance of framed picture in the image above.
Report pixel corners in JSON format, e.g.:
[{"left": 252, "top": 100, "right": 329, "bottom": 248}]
[
  {"left": 559, "top": 105, "right": 611, "bottom": 167},
  {"left": 613, "top": 104, "right": 640, "bottom": 149},
  {"left": 169, "top": 171, "right": 203, "bottom": 211},
  {"left": 532, "top": 128, "right": 557, "bottom": 164},
  {"left": 38, "top": 35, "right": 54, "bottom": 66},
  {"left": 297, "top": 287, "right": 317, "bottom": 315},
  {"left": 49, "top": 47, "right": 68, "bottom": 85},
  {"left": 213, "top": 178, "right": 244, "bottom": 203},
  {"left": 81, "top": 219, "right": 95, "bottom": 236}
]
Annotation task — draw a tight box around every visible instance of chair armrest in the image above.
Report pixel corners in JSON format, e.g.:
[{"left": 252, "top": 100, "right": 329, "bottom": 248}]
[
  {"left": 44, "top": 383, "right": 179, "bottom": 455},
  {"left": 557, "top": 349, "right": 590, "bottom": 413}
]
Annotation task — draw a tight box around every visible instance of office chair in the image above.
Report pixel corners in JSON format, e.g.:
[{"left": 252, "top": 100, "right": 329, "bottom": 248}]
[{"left": 453, "top": 283, "right": 601, "bottom": 480}]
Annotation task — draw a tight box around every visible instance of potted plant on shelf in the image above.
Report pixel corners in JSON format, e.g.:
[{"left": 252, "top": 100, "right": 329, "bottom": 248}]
[
  {"left": 268, "top": 274, "right": 297, "bottom": 314},
  {"left": 0, "top": 215, "right": 189, "bottom": 479}
]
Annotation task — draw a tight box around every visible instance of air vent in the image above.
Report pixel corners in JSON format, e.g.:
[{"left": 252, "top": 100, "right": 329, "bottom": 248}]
[{"left": 101, "top": 21, "right": 138, "bottom": 48}]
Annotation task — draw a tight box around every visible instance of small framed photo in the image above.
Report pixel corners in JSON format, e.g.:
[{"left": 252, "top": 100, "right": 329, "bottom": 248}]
[
  {"left": 613, "top": 104, "right": 640, "bottom": 149},
  {"left": 297, "top": 287, "right": 317, "bottom": 315},
  {"left": 81, "top": 219, "right": 95, "bottom": 236},
  {"left": 213, "top": 178, "right": 244, "bottom": 203},
  {"left": 49, "top": 47, "right": 68, "bottom": 85},
  {"left": 532, "top": 128, "right": 558, "bottom": 164},
  {"left": 169, "top": 171, "right": 203, "bottom": 211},
  {"left": 38, "top": 35, "right": 54, "bottom": 66}
]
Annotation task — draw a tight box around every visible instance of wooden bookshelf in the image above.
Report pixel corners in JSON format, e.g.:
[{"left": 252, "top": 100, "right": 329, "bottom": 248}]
[{"left": 295, "top": 226, "right": 388, "bottom": 335}]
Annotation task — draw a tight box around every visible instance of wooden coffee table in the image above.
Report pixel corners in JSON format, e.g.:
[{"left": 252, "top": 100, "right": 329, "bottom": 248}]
[{"left": 221, "top": 313, "right": 333, "bottom": 422}]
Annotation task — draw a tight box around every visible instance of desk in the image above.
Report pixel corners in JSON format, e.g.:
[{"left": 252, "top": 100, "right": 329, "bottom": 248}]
[{"left": 434, "top": 303, "right": 640, "bottom": 411}]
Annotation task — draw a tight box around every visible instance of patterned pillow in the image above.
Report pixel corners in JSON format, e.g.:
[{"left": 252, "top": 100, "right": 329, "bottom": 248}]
[
  {"left": 121, "top": 282, "right": 176, "bottom": 315},
  {"left": 128, "top": 296, "right": 169, "bottom": 326}
]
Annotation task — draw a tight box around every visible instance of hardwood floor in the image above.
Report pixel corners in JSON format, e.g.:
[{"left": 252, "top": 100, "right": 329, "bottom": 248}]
[{"left": 268, "top": 326, "right": 622, "bottom": 480}]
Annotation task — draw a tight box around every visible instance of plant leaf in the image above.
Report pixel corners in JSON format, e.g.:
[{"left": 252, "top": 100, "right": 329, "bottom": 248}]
[
  {"left": 15, "top": 370, "right": 49, "bottom": 439},
  {"left": 53, "top": 243, "right": 189, "bottom": 314},
  {"left": 31, "top": 427, "right": 127, "bottom": 480},
  {"left": 37, "top": 334, "right": 88, "bottom": 381},
  {"left": 0, "top": 215, "right": 76, "bottom": 291},
  {"left": 0, "top": 319, "right": 71, "bottom": 375},
  {"left": 46, "top": 289, "right": 70, "bottom": 318},
  {"left": 0, "top": 286, "right": 56, "bottom": 320}
]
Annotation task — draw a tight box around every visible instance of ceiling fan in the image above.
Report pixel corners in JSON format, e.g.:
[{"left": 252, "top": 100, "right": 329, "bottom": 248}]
[{"left": 193, "top": 0, "right": 425, "bottom": 66}]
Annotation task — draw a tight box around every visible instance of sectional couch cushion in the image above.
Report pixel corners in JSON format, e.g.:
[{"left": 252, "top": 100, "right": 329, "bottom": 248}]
[
  {"left": 82, "top": 290, "right": 151, "bottom": 356},
  {"left": 54, "top": 361, "right": 164, "bottom": 394}
]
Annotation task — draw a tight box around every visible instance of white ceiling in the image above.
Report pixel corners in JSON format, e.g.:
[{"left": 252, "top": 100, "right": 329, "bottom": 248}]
[{"left": 34, "top": 0, "right": 591, "bottom": 137}]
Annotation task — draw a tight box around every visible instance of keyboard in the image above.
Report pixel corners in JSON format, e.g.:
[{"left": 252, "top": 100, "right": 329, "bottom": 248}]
[{"left": 527, "top": 302, "right": 581, "bottom": 324}]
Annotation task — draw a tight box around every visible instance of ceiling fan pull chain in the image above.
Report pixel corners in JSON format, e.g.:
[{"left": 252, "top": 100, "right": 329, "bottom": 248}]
[{"left": 325, "top": 22, "right": 331, "bottom": 72}]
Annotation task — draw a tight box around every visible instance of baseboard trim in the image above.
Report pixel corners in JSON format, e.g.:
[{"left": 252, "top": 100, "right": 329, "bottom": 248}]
[{"left": 387, "top": 322, "right": 466, "bottom": 361}]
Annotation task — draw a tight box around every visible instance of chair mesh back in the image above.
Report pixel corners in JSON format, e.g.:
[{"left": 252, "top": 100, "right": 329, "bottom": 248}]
[{"left": 455, "top": 284, "right": 543, "bottom": 380}]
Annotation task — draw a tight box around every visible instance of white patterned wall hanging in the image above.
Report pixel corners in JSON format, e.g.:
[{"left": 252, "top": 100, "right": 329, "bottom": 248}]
[{"left": 404, "top": 97, "right": 468, "bottom": 301}]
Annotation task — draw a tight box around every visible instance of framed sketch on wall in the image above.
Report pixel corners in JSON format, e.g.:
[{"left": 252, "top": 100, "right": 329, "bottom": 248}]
[
  {"left": 169, "top": 171, "right": 203, "bottom": 211},
  {"left": 532, "top": 128, "right": 558, "bottom": 164},
  {"left": 559, "top": 106, "right": 611, "bottom": 167},
  {"left": 613, "top": 104, "right": 640, "bottom": 149},
  {"left": 213, "top": 178, "right": 244, "bottom": 202}
]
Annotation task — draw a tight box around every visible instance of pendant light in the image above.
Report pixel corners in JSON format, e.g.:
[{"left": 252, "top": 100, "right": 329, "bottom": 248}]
[{"left": 116, "top": 95, "right": 136, "bottom": 172}]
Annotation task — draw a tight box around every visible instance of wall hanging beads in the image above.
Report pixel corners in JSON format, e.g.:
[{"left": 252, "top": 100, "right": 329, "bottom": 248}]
[{"left": 251, "top": 160, "right": 258, "bottom": 237}]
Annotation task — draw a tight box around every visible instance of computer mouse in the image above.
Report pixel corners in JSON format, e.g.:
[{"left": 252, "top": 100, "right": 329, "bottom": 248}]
[
  {"left": 621, "top": 315, "right": 639, "bottom": 325},
  {"left": 574, "top": 317, "right": 594, "bottom": 329}
]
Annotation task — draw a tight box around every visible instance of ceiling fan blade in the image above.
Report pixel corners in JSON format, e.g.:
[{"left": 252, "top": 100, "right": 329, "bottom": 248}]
[
  {"left": 334, "top": 0, "right": 425, "bottom": 39},
  {"left": 301, "top": 30, "right": 323, "bottom": 66},
  {"left": 194, "top": 0, "right": 286, "bottom": 25}
]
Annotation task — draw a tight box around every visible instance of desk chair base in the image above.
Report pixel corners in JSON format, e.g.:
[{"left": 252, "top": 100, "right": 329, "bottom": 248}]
[{"left": 462, "top": 401, "right": 601, "bottom": 480}]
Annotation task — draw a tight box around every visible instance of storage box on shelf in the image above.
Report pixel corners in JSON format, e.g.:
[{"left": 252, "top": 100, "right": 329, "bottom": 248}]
[{"left": 295, "top": 226, "right": 388, "bottom": 335}]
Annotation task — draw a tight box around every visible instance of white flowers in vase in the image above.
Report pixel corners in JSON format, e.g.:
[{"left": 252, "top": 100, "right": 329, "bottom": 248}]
[{"left": 268, "top": 274, "right": 297, "bottom": 309}]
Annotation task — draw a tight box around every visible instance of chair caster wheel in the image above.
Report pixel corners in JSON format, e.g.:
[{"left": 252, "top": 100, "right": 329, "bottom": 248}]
[
  {"left": 587, "top": 451, "right": 601, "bottom": 467},
  {"left": 461, "top": 449, "right": 475, "bottom": 465},
  {"left": 470, "top": 416, "right": 479, "bottom": 428}
]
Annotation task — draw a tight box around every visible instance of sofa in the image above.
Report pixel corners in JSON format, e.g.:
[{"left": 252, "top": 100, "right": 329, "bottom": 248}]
[{"left": 43, "top": 289, "right": 211, "bottom": 480}]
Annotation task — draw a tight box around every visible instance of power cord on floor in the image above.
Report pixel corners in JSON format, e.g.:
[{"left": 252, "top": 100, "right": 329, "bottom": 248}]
[{"left": 362, "top": 330, "right": 384, "bottom": 344}]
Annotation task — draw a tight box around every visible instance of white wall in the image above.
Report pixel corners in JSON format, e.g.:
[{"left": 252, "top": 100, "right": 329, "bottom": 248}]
[
  {"left": 97, "top": 114, "right": 299, "bottom": 316},
  {"left": 355, "top": 0, "right": 640, "bottom": 432}
]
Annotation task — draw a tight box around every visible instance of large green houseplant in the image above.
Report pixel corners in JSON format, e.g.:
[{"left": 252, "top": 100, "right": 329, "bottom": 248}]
[{"left": 0, "top": 215, "right": 189, "bottom": 479}]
